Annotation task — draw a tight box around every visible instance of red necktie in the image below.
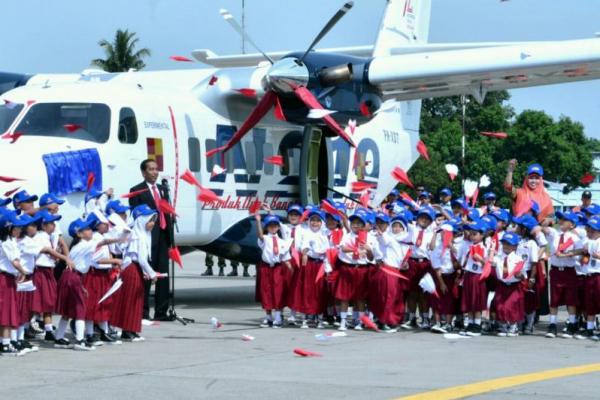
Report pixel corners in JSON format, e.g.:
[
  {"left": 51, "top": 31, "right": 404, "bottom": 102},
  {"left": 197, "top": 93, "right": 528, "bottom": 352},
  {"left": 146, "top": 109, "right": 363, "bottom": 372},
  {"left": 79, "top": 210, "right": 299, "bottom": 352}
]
[
  {"left": 559, "top": 233, "right": 564, "bottom": 247},
  {"left": 272, "top": 236, "right": 279, "bottom": 256},
  {"left": 416, "top": 230, "right": 424, "bottom": 247},
  {"left": 152, "top": 185, "right": 167, "bottom": 230},
  {"left": 291, "top": 227, "right": 296, "bottom": 240},
  {"left": 502, "top": 257, "right": 509, "bottom": 279}
]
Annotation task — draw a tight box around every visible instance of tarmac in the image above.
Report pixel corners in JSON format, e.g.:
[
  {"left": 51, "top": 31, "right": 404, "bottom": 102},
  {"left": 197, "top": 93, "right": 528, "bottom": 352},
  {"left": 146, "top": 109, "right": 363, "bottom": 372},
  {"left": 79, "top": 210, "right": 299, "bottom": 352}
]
[{"left": 2, "top": 251, "right": 600, "bottom": 400}]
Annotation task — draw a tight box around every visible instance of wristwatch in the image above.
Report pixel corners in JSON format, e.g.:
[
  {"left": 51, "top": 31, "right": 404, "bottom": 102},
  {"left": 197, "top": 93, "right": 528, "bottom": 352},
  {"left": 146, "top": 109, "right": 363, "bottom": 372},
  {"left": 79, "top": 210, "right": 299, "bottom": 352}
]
[{"left": 529, "top": 277, "right": 536, "bottom": 283}]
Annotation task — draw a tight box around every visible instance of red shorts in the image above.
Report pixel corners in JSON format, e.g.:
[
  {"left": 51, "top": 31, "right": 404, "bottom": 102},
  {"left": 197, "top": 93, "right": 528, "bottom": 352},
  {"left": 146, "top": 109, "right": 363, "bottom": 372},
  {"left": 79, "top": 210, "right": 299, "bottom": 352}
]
[
  {"left": 407, "top": 258, "right": 432, "bottom": 292},
  {"left": 584, "top": 274, "right": 600, "bottom": 316},
  {"left": 549, "top": 267, "right": 578, "bottom": 308}
]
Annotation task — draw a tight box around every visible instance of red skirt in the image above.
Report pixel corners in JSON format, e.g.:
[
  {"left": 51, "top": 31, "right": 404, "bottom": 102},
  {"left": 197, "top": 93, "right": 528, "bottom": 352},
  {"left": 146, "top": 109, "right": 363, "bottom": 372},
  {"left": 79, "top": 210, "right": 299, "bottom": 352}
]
[
  {"left": 407, "top": 258, "right": 432, "bottom": 292},
  {"left": 55, "top": 269, "right": 86, "bottom": 320},
  {"left": 334, "top": 263, "right": 369, "bottom": 301},
  {"left": 31, "top": 266, "right": 57, "bottom": 314},
  {"left": 110, "top": 263, "right": 144, "bottom": 333},
  {"left": 84, "top": 268, "right": 113, "bottom": 322},
  {"left": 495, "top": 282, "right": 524, "bottom": 323},
  {"left": 461, "top": 271, "right": 488, "bottom": 313},
  {"left": 17, "top": 277, "right": 34, "bottom": 325},
  {"left": 430, "top": 273, "right": 457, "bottom": 315},
  {"left": 576, "top": 274, "right": 586, "bottom": 310},
  {"left": 584, "top": 274, "right": 600, "bottom": 316},
  {"left": 549, "top": 267, "right": 578, "bottom": 308},
  {"left": 289, "top": 259, "right": 327, "bottom": 315},
  {"left": 0, "top": 273, "right": 19, "bottom": 328},
  {"left": 257, "top": 262, "right": 289, "bottom": 311},
  {"left": 368, "top": 266, "right": 404, "bottom": 325}
]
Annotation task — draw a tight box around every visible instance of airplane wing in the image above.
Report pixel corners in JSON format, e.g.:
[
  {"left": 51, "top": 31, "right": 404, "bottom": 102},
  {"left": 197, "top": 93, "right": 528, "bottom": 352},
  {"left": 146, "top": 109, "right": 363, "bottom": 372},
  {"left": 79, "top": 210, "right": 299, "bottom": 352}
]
[{"left": 368, "top": 38, "right": 600, "bottom": 102}]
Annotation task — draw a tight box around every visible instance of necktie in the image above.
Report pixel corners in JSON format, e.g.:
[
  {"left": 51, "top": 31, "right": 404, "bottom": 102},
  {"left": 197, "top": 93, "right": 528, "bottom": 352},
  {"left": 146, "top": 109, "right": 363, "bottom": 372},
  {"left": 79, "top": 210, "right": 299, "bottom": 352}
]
[
  {"left": 291, "top": 226, "right": 296, "bottom": 240},
  {"left": 152, "top": 184, "right": 167, "bottom": 230},
  {"left": 272, "top": 236, "right": 279, "bottom": 256},
  {"left": 416, "top": 230, "right": 424, "bottom": 247},
  {"left": 502, "top": 257, "right": 509, "bottom": 279}
]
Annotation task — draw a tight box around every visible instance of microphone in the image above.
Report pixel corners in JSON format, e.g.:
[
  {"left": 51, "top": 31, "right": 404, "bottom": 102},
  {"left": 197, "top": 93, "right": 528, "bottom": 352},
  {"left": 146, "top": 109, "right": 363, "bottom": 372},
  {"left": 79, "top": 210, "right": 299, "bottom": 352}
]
[{"left": 161, "top": 178, "right": 169, "bottom": 191}]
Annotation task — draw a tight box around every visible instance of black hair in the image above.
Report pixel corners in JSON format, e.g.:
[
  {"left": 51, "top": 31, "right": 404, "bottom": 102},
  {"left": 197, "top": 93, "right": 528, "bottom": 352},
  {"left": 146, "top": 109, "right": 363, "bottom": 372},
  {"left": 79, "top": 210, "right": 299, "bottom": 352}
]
[
  {"left": 262, "top": 223, "right": 283, "bottom": 238},
  {"left": 70, "top": 235, "right": 82, "bottom": 249},
  {"left": 0, "top": 226, "right": 8, "bottom": 241},
  {"left": 140, "top": 159, "right": 158, "bottom": 172}
]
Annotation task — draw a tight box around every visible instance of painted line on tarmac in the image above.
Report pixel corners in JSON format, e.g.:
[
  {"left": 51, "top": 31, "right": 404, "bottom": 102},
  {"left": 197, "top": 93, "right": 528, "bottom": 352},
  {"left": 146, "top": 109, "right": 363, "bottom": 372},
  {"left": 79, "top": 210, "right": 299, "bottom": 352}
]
[{"left": 396, "top": 363, "right": 600, "bottom": 400}]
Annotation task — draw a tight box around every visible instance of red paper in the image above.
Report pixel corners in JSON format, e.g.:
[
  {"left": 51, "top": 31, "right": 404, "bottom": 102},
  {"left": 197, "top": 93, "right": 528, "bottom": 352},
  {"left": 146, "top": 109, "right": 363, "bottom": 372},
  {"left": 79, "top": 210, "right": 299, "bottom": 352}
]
[
  {"left": 291, "top": 246, "right": 301, "bottom": 268},
  {"left": 416, "top": 140, "right": 430, "bottom": 161},
  {"left": 351, "top": 181, "right": 376, "bottom": 193},
  {"left": 293, "top": 348, "right": 322, "bottom": 357},
  {"left": 197, "top": 188, "right": 221, "bottom": 203},
  {"left": 208, "top": 75, "right": 218, "bottom": 86},
  {"left": 441, "top": 230, "right": 453, "bottom": 255},
  {"left": 359, "top": 102, "right": 371, "bottom": 117},
  {"left": 357, "top": 230, "right": 367, "bottom": 245},
  {"left": 63, "top": 123, "right": 82, "bottom": 133},
  {"left": 180, "top": 169, "right": 203, "bottom": 188},
  {"left": 581, "top": 173, "right": 595, "bottom": 185},
  {"left": 391, "top": 167, "right": 414, "bottom": 188},
  {"left": 359, "top": 315, "right": 379, "bottom": 332},
  {"left": 86, "top": 172, "right": 96, "bottom": 192},
  {"left": 326, "top": 248, "right": 338, "bottom": 267},
  {"left": 248, "top": 200, "right": 262, "bottom": 214},
  {"left": 330, "top": 229, "right": 343, "bottom": 246},
  {"left": 401, "top": 248, "right": 413, "bottom": 267},
  {"left": 264, "top": 155, "right": 284, "bottom": 166},
  {"left": 169, "top": 55, "right": 193, "bottom": 62},
  {"left": 470, "top": 188, "right": 479, "bottom": 208},
  {"left": 359, "top": 190, "right": 370, "bottom": 208},
  {"left": 121, "top": 188, "right": 149, "bottom": 199},
  {"left": 0, "top": 176, "right": 24, "bottom": 183},
  {"left": 205, "top": 145, "right": 227, "bottom": 158},
  {"left": 235, "top": 88, "right": 257, "bottom": 98},
  {"left": 557, "top": 237, "right": 575, "bottom": 254},
  {"left": 3, "top": 187, "right": 20, "bottom": 197},
  {"left": 157, "top": 198, "right": 178, "bottom": 216},
  {"left": 168, "top": 247, "right": 183, "bottom": 269},
  {"left": 480, "top": 131, "right": 508, "bottom": 139},
  {"left": 299, "top": 210, "right": 310, "bottom": 223},
  {"left": 479, "top": 260, "right": 492, "bottom": 281},
  {"left": 505, "top": 260, "right": 525, "bottom": 280},
  {"left": 380, "top": 265, "right": 409, "bottom": 280},
  {"left": 314, "top": 264, "right": 325, "bottom": 284}
]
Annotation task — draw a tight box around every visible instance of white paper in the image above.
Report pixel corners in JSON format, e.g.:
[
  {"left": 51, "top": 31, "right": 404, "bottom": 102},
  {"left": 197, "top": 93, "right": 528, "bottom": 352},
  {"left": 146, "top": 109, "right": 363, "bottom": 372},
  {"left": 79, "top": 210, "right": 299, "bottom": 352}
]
[
  {"left": 307, "top": 109, "right": 337, "bottom": 119},
  {"left": 443, "top": 333, "right": 471, "bottom": 340},
  {"left": 17, "top": 280, "right": 36, "bottom": 292},
  {"left": 487, "top": 291, "right": 496, "bottom": 310},
  {"left": 98, "top": 278, "right": 123, "bottom": 304},
  {"left": 242, "top": 334, "right": 255, "bottom": 341},
  {"left": 419, "top": 273, "right": 436, "bottom": 294}
]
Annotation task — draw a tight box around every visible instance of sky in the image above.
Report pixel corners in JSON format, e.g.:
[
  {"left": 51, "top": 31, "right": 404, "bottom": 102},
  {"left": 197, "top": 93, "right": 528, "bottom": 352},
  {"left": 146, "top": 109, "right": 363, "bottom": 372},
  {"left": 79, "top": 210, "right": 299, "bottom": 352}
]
[{"left": 2, "top": 0, "right": 600, "bottom": 136}]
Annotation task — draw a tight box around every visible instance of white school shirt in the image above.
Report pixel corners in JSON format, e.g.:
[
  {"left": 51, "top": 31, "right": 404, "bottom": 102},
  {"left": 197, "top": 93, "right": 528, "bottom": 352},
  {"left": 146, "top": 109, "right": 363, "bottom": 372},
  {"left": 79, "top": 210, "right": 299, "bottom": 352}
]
[
  {"left": 460, "top": 241, "right": 488, "bottom": 274},
  {"left": 258, "top": 233, "right": 292, "bottom": 266},
  {"left": 91, "top": 232, "right": 111, "bottom": 270},
  {"left": 70, "top": 238, "right": 102, "bottom": 274},
  {"left": 546, "top": 228, "right": 582, "bottom": 268},
  {"left": 376, "top": 231, "right": 410, "bottom": 269},
  {"left": 516, "top": 238, "right": 539, "bottom": 272},
  {"left": 430, "top": 235, "right": 455, "bottom": 274},
  {"left": 19, "top": 236, "right": 43, "bottom": 274},
  {"left": 281, "top": 223, "right": 305, "bottom": 251},
  {"left": 337, "top": 231, "right": 372, "bottom": 265},
  {"left": 299, "top": 228, "right": 329, "bottom": 260},
  {"left": 34, "top": 231, "right": 56, "bottom": 268},
  {"left": 582, "top": 238, "right": 600, "bottom": 275},
  {"left": 104, "top": 225, "right": 125, "bottom": 256},
  {"left": 408, "top": 225, "right": 434, "bottom": 259},
  {"left": 0, "top": 238, "right": 20, "bottom": 276},
  {"left": 494, "top": 251, "right": 526, "bottom": 284},
  {"left": 121, "top": 237, "right": 156, "bottom": 278},
  {"left": 368, "top": 230, "right": 384, "bottom": 263}
]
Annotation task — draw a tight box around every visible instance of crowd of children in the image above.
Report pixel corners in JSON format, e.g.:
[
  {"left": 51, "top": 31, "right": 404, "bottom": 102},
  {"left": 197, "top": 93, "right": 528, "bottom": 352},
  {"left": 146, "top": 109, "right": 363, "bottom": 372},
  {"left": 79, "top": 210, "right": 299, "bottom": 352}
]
[
  {"left": 253, "top": 166, "right": 600, "bottom": 341},
  {"left": 0, "top": 188, "right": 159, "bottom": 356}
]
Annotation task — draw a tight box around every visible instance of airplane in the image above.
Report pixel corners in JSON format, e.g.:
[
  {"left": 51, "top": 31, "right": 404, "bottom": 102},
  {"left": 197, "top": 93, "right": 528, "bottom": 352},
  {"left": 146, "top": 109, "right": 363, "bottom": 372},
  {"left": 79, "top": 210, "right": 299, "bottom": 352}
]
[{"left": 1, "top": 0, "right": 600, "bottom": 264}]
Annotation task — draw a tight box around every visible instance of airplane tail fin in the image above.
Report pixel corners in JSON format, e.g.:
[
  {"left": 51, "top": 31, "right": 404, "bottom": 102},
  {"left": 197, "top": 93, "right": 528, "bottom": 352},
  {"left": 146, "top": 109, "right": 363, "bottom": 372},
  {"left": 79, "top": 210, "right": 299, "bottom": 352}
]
[{"left": 373, "top": 0, "right": 432, "bottom": 56}]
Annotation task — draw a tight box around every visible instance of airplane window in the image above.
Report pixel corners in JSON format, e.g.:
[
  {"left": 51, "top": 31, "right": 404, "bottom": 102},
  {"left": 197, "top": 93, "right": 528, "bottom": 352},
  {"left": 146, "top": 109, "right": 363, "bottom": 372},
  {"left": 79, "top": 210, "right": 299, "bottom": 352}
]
[
  {"left": 0, "top": 103, "right": 24, "bottom": 133},
  {"left": 118, "top": 107, "right": 138, "bottom": 144},
  {"left": 188, "top": 137, "right": 201, "bottom": 172},
  {"left": 15, "top": 103, "right": 110, "bottom": 143}
]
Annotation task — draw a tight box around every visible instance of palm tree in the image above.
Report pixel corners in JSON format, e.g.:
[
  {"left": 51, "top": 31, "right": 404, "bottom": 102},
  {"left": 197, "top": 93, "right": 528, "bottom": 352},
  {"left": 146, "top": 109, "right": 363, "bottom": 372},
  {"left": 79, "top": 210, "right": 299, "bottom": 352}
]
[{"left": 91, "top": 29, "right": 151, "bottom": 72}]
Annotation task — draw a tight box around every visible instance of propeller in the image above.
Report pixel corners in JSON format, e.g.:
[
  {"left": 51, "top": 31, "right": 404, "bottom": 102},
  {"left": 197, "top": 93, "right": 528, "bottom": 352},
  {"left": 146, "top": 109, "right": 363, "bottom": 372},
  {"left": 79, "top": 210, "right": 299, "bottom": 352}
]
[{"left": 208, "top": 2, "right": 355, "bottom": 159}]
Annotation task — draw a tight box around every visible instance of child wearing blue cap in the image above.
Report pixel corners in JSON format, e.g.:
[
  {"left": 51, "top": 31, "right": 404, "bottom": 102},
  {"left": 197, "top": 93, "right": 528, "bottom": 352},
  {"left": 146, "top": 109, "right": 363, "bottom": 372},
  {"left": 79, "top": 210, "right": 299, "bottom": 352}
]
[
  {"left": 39, "top": 192, "right": 70, "bottom": 282},
  {"left": 542, "top": 211, "right": 583, "bottom": 338},
  {"left": 254, "top": 211, "right": 293, "bottom": 329},
  {"left": 493, "top": 232, "right": 526, "bottom": 337},
  {"left": 280, "top": 204, "right": 305, "bottom": 326}
]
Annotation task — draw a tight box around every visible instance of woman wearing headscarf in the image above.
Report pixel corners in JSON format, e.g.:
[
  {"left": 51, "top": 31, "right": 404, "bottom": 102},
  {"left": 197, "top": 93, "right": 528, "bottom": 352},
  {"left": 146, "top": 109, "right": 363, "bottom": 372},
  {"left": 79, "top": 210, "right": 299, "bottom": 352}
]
[{"left": 504, "top": 159, "right": 554, "bottom": 222}]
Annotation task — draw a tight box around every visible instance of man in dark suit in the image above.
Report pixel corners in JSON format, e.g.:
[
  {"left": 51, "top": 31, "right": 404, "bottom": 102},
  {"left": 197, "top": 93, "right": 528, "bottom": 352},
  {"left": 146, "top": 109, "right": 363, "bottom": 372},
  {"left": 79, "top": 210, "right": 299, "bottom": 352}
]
[{"left": 129, "top": 159, "right": 174, "bottom": 321}]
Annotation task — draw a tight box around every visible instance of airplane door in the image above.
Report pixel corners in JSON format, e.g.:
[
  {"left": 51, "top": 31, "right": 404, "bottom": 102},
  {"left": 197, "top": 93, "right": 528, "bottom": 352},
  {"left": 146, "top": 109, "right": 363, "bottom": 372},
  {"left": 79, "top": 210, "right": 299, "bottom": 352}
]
[{"left": 299, "top": 125, "right": 333, "bottom": 205}]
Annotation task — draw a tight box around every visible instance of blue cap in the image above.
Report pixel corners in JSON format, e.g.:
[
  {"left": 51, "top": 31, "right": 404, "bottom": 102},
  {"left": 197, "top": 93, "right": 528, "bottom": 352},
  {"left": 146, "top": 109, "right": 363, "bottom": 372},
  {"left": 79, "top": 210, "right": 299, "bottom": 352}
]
[
  {"left": 512, "top": 215, "right": 538, "bottom": 231},
  {"left": 0, "top": 198, "right": 11, "bottom": 207},
  {"left": 349, "top": 213, "right": 367, "bottom": 225},
  {"left": 39, "top": 193, "right": 65, "bottom": 207},
  {"left": 8, "top": 213, "right": 38, "bottom": 227},
  {"left": 576, "top": 212, "right": 587, "bottom": 227},
  {"left": 481, "top": 215, "right": 497, "bottom": 232},
  {"left": 418, "top": 191, "right": 431, "bottom": 199},
  {"left": 106, "top": 200, "right": 130, "bottom": 215},
  {"left": 527, "top": 163, "right": 544, "bottom": 177},
  {"left": 583, "top": 203, "right": 600, "bottom": 216},
  {"left": 375, "top": 212, "right": 390, "bottom": 224},
  {"left": 307, "top": 210, "right": 325, "bottom": 221},
  {"left": 451, "top": 198, "right": 469, "bottom": 210},
  {"left": 587, "top": 215, "right": 600, "bottom": 231},
  {"left": 440, "top": 188, "right": 452, "bottom": 197},
  {"left": 13, "top": 190, "right": 38, "bottom": 205},
  {"left": 483, "top": 192, "right": 496, "bottom": 201},
  {"left": 501, "top": 231, "right": 521, "bottom": 246},
  {"left": 389, "top": 189, "right": 399, "bottom": 197},
  {"left": 467, "top": 208, "right": 481, "bottom": 221},
  {"left": 262, "top": 214, "right": 281, "bottom": 228},
  {"left": 304, "top": 204, "right": 319, "bottom": 214},
  {"left": 334, "top": 201, "right": 346, "bottom": 212},
  {"left": 287, "top": 204, "right": 304, "bottom": 215},
  {"left": 68, "top": 218, "right": 94, "bottom": 237},
  {"left": 35, "top": 209, "right": 61, "bottom": 223},
  {"left": 391, "top": 215, "right": 408, "bottom": 227},
  {"left": 465, "top": 220, "right": 487, "bottom": 233},
  {"left": 416, "top": 207, "right": 435, "bottom": 221},
  {"left": 85, "top": 189, "right": 103, "bottom": 203},
  {"left": 0, "top": 208, "right": 12, "bottom": 227},
  {"left": 491, "top": 209, "right": 510, "bottom": 223},
  {"left": 132, "top": 204, "right": 157, "bottom": 220},
  {"left": 556, "top": 210, "right": 578, "bottom": 225}
]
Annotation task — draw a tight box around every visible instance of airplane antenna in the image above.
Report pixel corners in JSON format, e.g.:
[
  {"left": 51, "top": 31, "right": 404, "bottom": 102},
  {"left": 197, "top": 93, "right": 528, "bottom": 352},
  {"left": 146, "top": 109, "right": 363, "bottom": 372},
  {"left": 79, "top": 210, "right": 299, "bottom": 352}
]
[{"left": 241, "top": 0, "right": 246, "bottom": 54}]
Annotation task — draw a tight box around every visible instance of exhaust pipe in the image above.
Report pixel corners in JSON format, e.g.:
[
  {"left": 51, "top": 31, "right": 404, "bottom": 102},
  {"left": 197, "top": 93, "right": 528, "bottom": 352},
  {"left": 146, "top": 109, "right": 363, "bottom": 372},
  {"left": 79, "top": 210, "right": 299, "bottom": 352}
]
[{"left": 318, "top": 63, "right": 353, "bottom": 86}]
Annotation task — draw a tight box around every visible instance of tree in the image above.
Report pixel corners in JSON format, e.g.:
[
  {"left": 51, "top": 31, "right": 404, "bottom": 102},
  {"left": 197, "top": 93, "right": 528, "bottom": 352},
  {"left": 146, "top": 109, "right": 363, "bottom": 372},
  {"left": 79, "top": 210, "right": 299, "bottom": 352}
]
[{"left": 91, "top": 29, "right": 151, "bottom": 72}]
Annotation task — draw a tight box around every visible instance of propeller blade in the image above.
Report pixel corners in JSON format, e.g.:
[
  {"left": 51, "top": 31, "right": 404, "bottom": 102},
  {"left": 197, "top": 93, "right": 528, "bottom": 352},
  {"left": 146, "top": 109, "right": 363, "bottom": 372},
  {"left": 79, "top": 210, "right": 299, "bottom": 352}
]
[
  {"left": 299, "top": 1, "right": 354, "bottom": 63},
  {"left": 205, "top": 91, "right": 278, "bottom": 157},
  {"left": 293, "top": 86, "right": 355, "bottom": 147},
  {"left": 220, "top": 9, "right": 274, "bottom": 64}
]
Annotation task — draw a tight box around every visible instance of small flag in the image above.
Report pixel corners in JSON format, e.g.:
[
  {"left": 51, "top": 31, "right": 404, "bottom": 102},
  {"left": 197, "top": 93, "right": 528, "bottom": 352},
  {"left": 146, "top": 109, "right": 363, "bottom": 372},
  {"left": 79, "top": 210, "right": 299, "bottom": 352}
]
[
  {"left": 351, "top": 181, "right": 376, "bottom": 193},
  {"left": 121, "top": 188, "right": 149, "bottom": 199},
  {"left": 293, "top": 348, "right": 322, "bottom": 357},
  {"left": 416, "top": 140, "right": 430, "bottom": 161},
  {"left": 291, "top": 246, "right": 301, "bottom": 267},
  {"left": 326, "top": 248, "right": 338, "bottom": 267},
  {"left": 248, "top": 200, "right": 262, "bottom": 215},
  {"left": 180, "top": 169, "right": 203, "bottom": 188},
  {"left": 359, "top": 190, "right": 370, "bottom": 208},
  {"left": 400, "top": 192, "right": 419, "bottom": 209},
  {"left": 357, "top": 230, "right": 367, "bottom": 245},
  {"left": 157, "top": 198, "right": 178, "bottom": 216},
  {"left": 463, "top": 179, "right": 478, "bottom": 200},
  {"left": 581, "top": 173, "right": 595, "bottom": 186},
  {"left": 197, "top": 188, "right": 221, "bottom": 203},
  {"left": 441, "top": 229, "right": 453, "bottom": 255},
  {"left": 3, "top": 187, "right": 20, "bottom": 197},
  {"left": 479, "top": 260, "right": 492, "bottom": 281},
  {"left": 557, "top": 238, "right": 575, "bottom": 254},
  {"left": 480, "top": 131, "right": 508, "bottom": 139},
  {"left": 391, "top": 167, "right": 414, "bottom": 188},
  {"left": 170, "top": 55, "right": 193, "bottom": 62},
  {"left": 359, "top": 102, "right": 371, "bottom": 117},
  {"left": 63, "top": 123, "right": 82, "bottom": 133},
  {"left": 264, "top": 155, "right": 284, "bottom": 166},
  {"left": 210, "top": 317, "right": 223, "bottom": 329},
  {"left": 505, "top": 260, "right": 526, "bottom": 280},
  {"left": 330, "top": 229, "right": 343, "bottom": 246},
  {"left": 235, "top": 88, "right": 257, "bottom": 98},
  {"left": 314, "top": 264, "right": 326, "bottom": 284},
  {"left": 359, "top": 315, "right": 379, "bottom": 332},
  {"left": 86, "top": 172, "right": 96, "bottom": 192},
  {"left": 445, "top": 164, "right": 458, "bottom": 181},
  {"left": 380, "top": 265, "right": 409, "bottom": 280},
  {"left": 479, "top": 175, "right": 491, "bottom": 188},
  {"left": 320, "top": 199, "right": 342, "bottom": 218},
  {"left": 168, "top": 247, "right": 183, "bottom": 269}
]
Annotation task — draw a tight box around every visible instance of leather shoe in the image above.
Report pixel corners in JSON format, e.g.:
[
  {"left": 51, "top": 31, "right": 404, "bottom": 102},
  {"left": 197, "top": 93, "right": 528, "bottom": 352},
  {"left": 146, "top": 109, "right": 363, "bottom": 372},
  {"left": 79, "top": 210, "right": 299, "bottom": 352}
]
[{"left": 153, "top": 314, "right": 175, "bottom": 322}]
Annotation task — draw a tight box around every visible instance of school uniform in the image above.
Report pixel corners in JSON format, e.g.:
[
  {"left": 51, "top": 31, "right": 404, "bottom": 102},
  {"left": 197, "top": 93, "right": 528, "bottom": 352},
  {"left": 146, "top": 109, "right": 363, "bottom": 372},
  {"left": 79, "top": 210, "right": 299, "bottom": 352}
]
[
  {"left": 31, "top": 231, "right": 58, "bottom": 314},
  {"left": 517, "top": 238, "right": 540, "bottom": 314},
  {"left": 430, "top": 235, "right": 457, "bottom": 316},
  {"left": 335, "top": 231, "right": 374, "bottom": 302},
  {"left": 0, "top": 239, "right": 20, "bottom": 328},
  {"left": 582, "top": 238, "right": 600, "bottom": 316},
  {"left": 546, "top": 228, "right": 582, "bottom": 308},
  {"left": 494, "top": 252, "right": 526, "bottom": 323},
  {"left": 17, "top": 236, "right": 42, "bottom": 325},
  {"left": 257, "top": 233, "right": 292, "bottom": 311},
  {"left": 84, "top": 232, "right": 114, "bottom": 323},
  {"left": 407, "top": 225, "right": 434, "bottom": 292},
  {"left": 460, "top": 241, "right": 489, "bottom": 313},
  {"left": 281, "top": 223, "right": 304, "bottom": 310}
]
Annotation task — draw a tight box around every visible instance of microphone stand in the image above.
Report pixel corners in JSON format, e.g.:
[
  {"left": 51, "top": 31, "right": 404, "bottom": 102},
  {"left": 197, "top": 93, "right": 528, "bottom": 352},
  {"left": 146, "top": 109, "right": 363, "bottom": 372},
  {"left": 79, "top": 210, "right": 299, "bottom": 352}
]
[{"left": 162, "top": 178, "right": 195, "bottom": 325}]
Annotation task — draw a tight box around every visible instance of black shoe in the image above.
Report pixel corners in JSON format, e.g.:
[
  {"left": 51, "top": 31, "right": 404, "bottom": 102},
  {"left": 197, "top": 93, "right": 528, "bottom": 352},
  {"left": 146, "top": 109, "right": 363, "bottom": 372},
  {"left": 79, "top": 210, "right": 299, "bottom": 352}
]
[
  {"left": 24, "top": 329, "right": 36, "bottom": 340},
  {"left": 153, "top": 313, "right": 175, "bottom": 322},
  {"left": 54, "top": 338, "right": 73, "bottom": 349},
  {"left": 1, "top": 343, "right": 22, "bottom": 357},
  {"left": 466, "top": 324, "right": 482, "bottom": 337},
  {"left": 545, "top": 323, "right": 557, "bottom": 338},
  {"left": 561, "top": 322, "right": 576, "bottom": 338},
  {"left": 454, "top": 319, "right": 465, "bottom": 330},
  {"left": 86, "top": 334, "right": 103, "bottom": 347},
  {"left": 44, "top": 331, "right": 56, "bottom": 341},
  {"left": 201, "top": 267, "right": 214, "bottom": 277},
  {"left": 100, "top": 331, "right": 122, "bottom": 345},
  {"left": 19, "top": 340, "right": 39, "bottom": 352},
  {"left": 69, "top": 319, "right": 76, "bottom": 334},
  {"left": 242, "top": 266, "right": 250, "bottom": 277},
  {"left": 218, "top": 268, "right": 225, "bottom": 277},
  {"left": 142, "top": 312, "right": 151, "bottom": 320},
  {"left": 227, "top": 269, "right": 239, "bottom": 277},
  {"left": 121, "top": 331, "right": 135, "bottom": 341}
]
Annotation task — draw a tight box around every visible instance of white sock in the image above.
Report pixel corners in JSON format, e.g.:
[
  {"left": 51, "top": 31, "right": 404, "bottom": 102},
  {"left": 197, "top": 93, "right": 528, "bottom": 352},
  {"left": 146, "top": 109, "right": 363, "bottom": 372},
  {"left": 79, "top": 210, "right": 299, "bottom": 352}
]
[
  {"left": 568, "top": 314, "right": 576, "bottom": 323},
  {"left": 474, "top": 318, "right": 482, "bottom": 326},
  {"left": 56, "top": 318, "right": 68, "bottom": 340},
  {"left": 75, "top": 320, "right": 85, "bottom": 341},
  {"left": 409, "top": 312, "right": 416, "bottom": 319},
  {"left": 98, "top": 321, "right": 108, "bottom": 333},
  {"left": 44, "top": 323, "right": 53, "bottom": 332},
  {"left": 550, "top": 315, "right": 557, "bottom": 324},
  {"left": 17, "top": 325, "right": 25, "bottom": 341},
  {"left": 264, "top": 313, "right": 272, "bottom": 321},
  {"left": 340, "top": 312, "right": 348, "bottom": 327},
  {"left": 587, "top": 321, "right": 595, "bottom": 330},
  {"left": 290, "top": 310, "right": 296, "bottom": 318},
  {"left": 2, "top": 338, "right": 9, "bottom": 345},
  {"left": 85, "top": 320, "right": 94, "bottom": 336},
  {"left": 274, "top": 310, "right": 282, "bottom": 323},
  {"left": 10, "top": 330, "right": 17, "bottom": 342}
]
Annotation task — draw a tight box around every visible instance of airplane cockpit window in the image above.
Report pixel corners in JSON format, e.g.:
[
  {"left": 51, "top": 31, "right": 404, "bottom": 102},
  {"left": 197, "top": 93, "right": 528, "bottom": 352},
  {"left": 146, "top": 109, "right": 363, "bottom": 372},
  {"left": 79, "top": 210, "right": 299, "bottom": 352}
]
[
  {"left": 118, "top": 107, "right": 138, "bottom": 144},
  {"left": 0, "top": 102, "right": 24, "bottom": 133},
  {"left": 15, "top": 103, "right": 110, "bottom": 143}
]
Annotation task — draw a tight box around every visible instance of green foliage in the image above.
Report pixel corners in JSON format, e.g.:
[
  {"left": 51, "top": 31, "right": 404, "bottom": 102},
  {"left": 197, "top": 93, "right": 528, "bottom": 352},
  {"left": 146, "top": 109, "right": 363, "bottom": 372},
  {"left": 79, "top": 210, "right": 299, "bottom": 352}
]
[
  {"left": 409, "top": 91, "right": 595, "bottom": 203},
  {"left": 91, "top": 29, "right": 151, "bottom": 72}
]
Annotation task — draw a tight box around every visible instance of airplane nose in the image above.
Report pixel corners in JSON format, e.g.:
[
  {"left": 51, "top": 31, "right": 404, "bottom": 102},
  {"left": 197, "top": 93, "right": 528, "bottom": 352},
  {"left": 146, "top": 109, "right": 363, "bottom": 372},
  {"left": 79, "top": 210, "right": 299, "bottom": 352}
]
[{"left": 263, "top": 58, "right": 310, "bottom": 94}]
